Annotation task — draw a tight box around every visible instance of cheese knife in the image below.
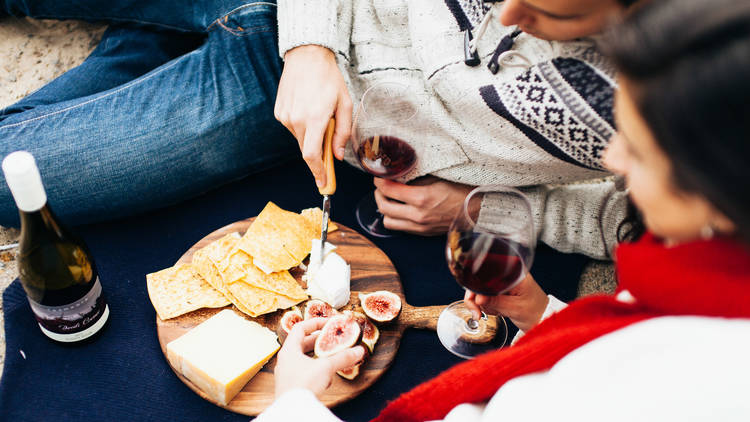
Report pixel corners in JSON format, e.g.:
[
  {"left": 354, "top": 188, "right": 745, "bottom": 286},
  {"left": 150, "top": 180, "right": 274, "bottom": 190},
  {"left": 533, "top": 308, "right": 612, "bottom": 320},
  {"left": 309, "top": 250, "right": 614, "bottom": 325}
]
[{"left": 316, "top": 118, "right": 337, "bottom": 266}]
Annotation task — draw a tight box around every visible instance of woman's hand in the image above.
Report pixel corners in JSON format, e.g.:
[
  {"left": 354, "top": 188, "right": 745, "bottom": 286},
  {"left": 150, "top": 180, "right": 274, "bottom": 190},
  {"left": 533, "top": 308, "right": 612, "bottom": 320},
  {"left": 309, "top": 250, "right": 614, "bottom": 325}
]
[
  {"left": 274, "top": 318, "right": 366, "bottom": 399},
  {"left": 464, "top": 273, "right": 549, "bottom": 332},
  {"left": 373, "top": 176, "right": 476, "bottom": 235},
  {"left": 275, "top": 45, "right": 353, "bottom": 189}
]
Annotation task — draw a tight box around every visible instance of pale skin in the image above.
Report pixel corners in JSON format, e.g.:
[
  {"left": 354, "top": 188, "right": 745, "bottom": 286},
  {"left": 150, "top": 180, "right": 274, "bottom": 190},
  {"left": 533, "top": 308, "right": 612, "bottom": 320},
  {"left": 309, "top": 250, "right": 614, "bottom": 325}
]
[
  {"left": 274, "top": 318, "right": 366, "bottom": 398},
  {"left": 274, "top": 0, "right": 624, "bottom": 235},
  {"left": 464, "top": 79, "right": 736, "bottom": 331}
]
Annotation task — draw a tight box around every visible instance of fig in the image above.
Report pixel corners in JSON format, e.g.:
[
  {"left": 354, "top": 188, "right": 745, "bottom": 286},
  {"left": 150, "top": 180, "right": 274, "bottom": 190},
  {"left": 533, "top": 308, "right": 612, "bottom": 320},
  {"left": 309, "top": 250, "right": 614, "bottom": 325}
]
[
  {"left": 336, "top": 341, "right": 371, "bottom": 380},
  {"left": 359, "top": 291, "right": 401, "bottom": 323},
  {"left": 337, "top": 364, "right": 360, "bottom": 380},
  {"left": 277, "top": 307, "right": 303, "bottom": 343},
  {"left": 345, "top": 311, "right": 380, "bottom": 353},
  {"left": 304, "top": 299, "right": 337, "bottom": 320},
  {"left": 314, "top": 314, "right": 362, "bottom": 358}
]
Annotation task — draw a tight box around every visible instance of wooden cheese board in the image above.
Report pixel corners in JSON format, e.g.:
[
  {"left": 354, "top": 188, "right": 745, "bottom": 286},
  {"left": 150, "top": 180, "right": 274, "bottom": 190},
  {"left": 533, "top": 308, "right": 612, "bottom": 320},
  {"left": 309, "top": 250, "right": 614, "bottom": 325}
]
[{"left": 156, "top": 218, "right": 447, "bottom": 415}]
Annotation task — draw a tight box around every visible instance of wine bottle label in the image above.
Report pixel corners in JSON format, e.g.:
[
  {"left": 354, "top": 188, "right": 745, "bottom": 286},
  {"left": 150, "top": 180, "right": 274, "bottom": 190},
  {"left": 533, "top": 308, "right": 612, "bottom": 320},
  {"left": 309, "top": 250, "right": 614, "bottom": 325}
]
[{"left": 27, "top": 278, "right": 109, "bottom": 342}]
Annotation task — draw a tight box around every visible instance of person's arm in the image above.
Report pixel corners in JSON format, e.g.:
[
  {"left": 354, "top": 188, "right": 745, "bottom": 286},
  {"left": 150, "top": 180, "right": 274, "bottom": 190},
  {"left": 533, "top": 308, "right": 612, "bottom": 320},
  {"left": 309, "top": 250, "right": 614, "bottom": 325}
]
[
  {"left": 275, "top": 0, "right": 354, "bottom": 189},
  {"left": 255, "top": 388, "right": 342, "bottom": 422},
  {"left": 480, "top": 178, "right": 627, "bottom": 260},
  {"left": 256, "top": 318, "right": 365, "bottom": 421}
]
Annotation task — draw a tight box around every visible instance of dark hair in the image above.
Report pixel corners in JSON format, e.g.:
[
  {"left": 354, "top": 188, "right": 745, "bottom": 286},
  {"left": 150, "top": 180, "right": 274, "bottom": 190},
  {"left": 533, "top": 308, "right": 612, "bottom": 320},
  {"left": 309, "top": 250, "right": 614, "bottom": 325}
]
[
  {"left": 605, "top": 0, "right": 750, "bottom": 244},
  {"left": 616, "top": 0, "right": 640, "bottom": 7}
]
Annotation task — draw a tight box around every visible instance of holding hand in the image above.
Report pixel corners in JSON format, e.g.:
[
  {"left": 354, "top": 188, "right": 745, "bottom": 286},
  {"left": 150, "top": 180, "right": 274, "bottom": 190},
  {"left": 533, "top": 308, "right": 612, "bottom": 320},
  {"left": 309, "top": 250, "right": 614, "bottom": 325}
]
[
  {"left": 464, "top": 273, "right": 549, "bottom": 333},
  {"left": 275, "top": 45, "right": 353, "bottom": 189},
  {"left": 274, "top": 318, "right": 366, "bottom": 399},
  {"left": 373, "top": 176, "right": 477, "bottom": 236}
]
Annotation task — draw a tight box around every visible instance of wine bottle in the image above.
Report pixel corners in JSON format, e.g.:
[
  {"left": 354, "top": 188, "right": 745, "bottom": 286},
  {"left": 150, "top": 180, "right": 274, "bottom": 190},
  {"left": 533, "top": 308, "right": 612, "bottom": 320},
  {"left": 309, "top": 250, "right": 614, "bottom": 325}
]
[{"left": 2, "top": 151, "right": 109, "bottom": 343}]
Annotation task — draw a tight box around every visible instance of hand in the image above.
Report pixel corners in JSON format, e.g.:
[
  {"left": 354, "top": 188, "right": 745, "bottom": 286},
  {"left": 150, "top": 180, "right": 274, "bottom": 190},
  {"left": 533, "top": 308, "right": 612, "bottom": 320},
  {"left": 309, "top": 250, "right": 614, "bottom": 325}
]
[
  {"left": 464, "top": 273, "right": 549, "bottom": 332},
  {"left": 274, "top": 317, "right": 366, "bottom": 399},
  {"left": 373, "top": 176, "right": 476, "bottom": 236},
  {"left": 275, "top": 45, "right": 353, "bottom": 189}
]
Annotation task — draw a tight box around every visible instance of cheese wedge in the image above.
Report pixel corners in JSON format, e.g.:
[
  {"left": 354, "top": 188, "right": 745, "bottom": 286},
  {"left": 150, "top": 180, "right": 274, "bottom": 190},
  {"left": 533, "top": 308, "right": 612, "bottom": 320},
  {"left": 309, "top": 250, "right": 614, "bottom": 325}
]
[{"left": 166, "top": 309, "right": 280, "bottom": 405}]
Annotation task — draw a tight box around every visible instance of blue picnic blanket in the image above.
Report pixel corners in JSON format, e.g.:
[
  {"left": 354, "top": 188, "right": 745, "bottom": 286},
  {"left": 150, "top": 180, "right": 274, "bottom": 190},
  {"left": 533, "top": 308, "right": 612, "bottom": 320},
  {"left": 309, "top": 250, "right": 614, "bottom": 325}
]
[{"left": 0, "top": 158, "right": 587, "bottom": 421}]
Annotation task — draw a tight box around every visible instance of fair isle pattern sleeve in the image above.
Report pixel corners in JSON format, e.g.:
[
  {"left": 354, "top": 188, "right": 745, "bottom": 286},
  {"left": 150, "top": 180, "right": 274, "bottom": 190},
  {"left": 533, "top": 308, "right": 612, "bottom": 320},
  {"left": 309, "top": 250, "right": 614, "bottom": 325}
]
[{"left": 479, "top": 54, "right": 616, "bottom": 171}]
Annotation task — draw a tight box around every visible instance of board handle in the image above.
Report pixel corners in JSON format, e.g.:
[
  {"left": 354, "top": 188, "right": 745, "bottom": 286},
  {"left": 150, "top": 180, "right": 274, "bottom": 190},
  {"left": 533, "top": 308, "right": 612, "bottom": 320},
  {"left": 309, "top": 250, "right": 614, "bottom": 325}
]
[{"left": 399, "top": 303, "right": 447, "bottom": 331}]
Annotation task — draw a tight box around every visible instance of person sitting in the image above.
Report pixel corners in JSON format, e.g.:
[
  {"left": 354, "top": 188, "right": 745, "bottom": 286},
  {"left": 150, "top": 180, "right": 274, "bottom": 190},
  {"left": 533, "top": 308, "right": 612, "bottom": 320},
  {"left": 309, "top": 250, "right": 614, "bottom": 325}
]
[
  {"left": 0, "top": 0, "right": 297, "bottom": 226},
  {"left": 257, "top": 0, "right": 750, "bottom": 420},
  {"left": 276, "top": 0, "right": 640, "bottom": 259},
  {"left": 1, "top": 0, "right": 636, "bottom": 262}
]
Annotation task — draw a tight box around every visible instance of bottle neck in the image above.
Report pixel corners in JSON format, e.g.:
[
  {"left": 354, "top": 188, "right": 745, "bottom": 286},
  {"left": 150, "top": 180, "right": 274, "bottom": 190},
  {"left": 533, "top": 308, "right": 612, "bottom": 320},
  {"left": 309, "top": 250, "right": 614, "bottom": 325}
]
[{"left": 19, "top": 205, "right": 65, "bottom": 243}]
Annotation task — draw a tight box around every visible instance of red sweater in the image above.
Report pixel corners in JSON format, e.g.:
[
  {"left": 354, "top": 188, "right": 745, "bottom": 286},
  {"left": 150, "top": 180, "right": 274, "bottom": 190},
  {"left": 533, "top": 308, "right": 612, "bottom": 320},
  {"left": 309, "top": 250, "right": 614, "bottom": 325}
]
[{"left": 373, "top": 234, "right": 750, "bottom": 422}]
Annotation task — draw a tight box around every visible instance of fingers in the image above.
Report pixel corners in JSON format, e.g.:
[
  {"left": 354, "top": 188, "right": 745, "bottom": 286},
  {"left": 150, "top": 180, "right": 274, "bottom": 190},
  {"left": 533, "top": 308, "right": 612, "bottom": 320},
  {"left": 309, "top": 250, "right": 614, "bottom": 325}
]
[
  {"left": 373, "top": 178, "right": 425, "bottom": 205},
  {"left": 464, "top": 291, "right": 482, "bottom": 320},
  {"left": 285, "top": 318, "right": 329, "bottom": 351},
  {"left": 325, "top": 345, "right": 366, "bottom": 373},
  {"left": 302, "top": 119, "right": 331, "bottom": 188},
  {"left": 374, "top": 189, "right": 425, "bottom": 222},
  {"left": 301, "top": 330, "right": 321, "bottom": 354},
  {"left": 333, "top": 95, "right": 353, "bottom": 160}
]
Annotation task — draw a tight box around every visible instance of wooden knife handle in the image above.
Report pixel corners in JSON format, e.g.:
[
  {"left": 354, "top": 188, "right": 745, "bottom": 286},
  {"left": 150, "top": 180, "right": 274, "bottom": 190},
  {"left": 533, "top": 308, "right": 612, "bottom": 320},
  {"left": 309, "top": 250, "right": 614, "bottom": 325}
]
[{"left": 319, "top": 118, "right": 337, "bottom": 196}]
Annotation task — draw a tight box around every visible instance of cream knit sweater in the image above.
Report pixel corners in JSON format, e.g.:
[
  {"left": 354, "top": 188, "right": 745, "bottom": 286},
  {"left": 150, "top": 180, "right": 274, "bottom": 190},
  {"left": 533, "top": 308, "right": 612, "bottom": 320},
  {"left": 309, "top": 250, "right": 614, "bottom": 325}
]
[{"left": 277, "top": 0, "right": 627, "bottom": 259}]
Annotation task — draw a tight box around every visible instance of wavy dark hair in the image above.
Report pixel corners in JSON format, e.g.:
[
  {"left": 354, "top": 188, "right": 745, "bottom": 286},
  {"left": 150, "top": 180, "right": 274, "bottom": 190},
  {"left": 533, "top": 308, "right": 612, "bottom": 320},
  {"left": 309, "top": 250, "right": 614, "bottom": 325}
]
[{"left": 604, "top": 0, "right": 750, "bottom": 244}]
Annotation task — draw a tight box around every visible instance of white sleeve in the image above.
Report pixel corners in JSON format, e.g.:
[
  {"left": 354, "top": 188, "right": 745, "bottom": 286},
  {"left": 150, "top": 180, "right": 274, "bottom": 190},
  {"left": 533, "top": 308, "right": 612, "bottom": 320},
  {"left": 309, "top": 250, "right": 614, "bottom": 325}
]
[
  {"left": 277, "top": 0, "right": 353, "bottom": 59},
  {"left": 254, "top": 388, "right": 342, "bottom": 422},
  {"left": 510, "top": 295, "right": 567, "bottom": 345}
]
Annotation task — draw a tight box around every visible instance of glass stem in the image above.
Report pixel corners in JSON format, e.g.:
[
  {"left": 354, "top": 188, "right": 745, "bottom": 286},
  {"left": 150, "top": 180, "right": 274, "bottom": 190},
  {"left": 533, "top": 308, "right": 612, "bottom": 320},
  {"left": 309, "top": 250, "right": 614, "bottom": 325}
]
[{"left": 466, "top": 312, "right": 487, "bottom": 331}]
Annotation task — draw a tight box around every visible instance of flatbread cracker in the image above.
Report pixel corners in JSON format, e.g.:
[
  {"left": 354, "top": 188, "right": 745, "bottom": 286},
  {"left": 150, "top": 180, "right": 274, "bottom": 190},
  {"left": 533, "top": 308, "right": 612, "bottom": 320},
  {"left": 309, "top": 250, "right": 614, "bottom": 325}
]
[
  {"left": 300, "top": 207, "right": 338, "bottom": 233},
  {"left": 146, "top": 264, "right": 230, "bottom": 320},
  {"left": 237, "top": 202, "right": 317, "bottom": 273},
  {"left": 191, "top": 232, "right": 242, "bottom": 292},
  {"left": 225, "top": 279, "right": 304, "bottom": 317},
  {"left": 221, "top": 250, "right": 307, "bottom": 300}
]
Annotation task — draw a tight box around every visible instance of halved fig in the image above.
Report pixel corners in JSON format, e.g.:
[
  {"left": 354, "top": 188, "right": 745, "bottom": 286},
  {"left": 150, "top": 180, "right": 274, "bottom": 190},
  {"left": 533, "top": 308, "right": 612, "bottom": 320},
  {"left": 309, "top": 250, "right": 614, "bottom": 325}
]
[
  {"left": 359, "top": 291, "right": 401, "bottom": 323},
  {"left": 337, "top": 364, "right": 360, "bottom": 380},
  {"left": 346, "top": 311, "right": 380, "bottom": 353},
  {"left": 314, "top": 314, "right": 362, "bottom": 358},
  {"left": 336, "top": 341, "right": 370, "bottom": 380},
  {"left": 277, "top": 307, "right": 303, "bottom": 343},
  {"left": 304, "top": 299, "right": 337, "bottom": 320}
]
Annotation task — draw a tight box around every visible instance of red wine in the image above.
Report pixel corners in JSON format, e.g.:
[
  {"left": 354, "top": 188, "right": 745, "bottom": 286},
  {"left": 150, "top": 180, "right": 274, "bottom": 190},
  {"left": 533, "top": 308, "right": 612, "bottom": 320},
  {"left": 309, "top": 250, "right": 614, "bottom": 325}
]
[
  {"left": 3, "top": 151, "right": 109, "bottom": 343},
  {"left": 447, "top": 230, "right": 529, "bottom": 295},
  {"left": 356, "top": 135, "right": 416, "bottom": 178}
]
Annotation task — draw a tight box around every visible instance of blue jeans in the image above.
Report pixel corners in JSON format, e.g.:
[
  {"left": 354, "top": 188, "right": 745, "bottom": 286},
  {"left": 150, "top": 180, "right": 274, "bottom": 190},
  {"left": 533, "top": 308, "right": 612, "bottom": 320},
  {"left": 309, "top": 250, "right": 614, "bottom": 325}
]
[{"left": 0, "top": 0, "right": 295, "bottom": 227}]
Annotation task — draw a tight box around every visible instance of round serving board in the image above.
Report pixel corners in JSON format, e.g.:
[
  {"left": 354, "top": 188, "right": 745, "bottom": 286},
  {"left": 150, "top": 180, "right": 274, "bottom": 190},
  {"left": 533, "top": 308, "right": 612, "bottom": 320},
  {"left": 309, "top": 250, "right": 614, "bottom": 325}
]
[{"left": 156, "top": 218, "right": 446, "bottom": 416}]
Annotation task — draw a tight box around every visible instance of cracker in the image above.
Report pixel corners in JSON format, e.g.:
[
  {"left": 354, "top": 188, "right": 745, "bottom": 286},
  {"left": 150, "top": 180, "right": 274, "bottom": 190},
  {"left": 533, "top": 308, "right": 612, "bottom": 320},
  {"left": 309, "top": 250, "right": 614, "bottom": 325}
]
[
  {"left": 300, "top": 207, "right": 339, "bottom": 233},
  {"left": 221, "top": 250, "right": 307, "bottom": 300},
  {"left": 191, "top": 232, "right": 241, "bottom": 292},
  {"left": 225, "top": 280, "right": 304, "bottom": 317},
  {"left": 146, "top": 264, "right": 230, "bottom": 320},
  {"left": 237, "top": 202, "right": 317, "bottom": 273}
]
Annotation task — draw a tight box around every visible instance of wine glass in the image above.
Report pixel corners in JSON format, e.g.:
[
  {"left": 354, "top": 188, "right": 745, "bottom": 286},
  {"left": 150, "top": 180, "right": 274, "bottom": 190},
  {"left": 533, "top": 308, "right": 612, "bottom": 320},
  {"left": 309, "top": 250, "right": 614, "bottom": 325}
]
[
  {"left": 351, "top": 81, "right": 419, "bottom": 238},
  {"left": 437, "top": 185, "right": 535, "bottom": 359}
]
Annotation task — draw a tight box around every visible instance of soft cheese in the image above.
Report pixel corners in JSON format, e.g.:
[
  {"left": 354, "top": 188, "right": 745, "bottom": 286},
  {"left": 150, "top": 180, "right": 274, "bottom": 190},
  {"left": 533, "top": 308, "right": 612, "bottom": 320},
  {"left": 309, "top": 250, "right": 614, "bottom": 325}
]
[
  {"left": 305, "top": 239, "right": 350, "bottom": 309},
  {"left": 166, "top": 309, "right": 280, "bottom": 405}
]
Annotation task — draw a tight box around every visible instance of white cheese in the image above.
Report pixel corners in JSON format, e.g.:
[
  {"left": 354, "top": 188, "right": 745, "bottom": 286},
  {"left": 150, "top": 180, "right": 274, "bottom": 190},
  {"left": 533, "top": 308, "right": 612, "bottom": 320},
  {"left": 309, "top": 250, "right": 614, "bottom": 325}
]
[
  {"left": 166, "top": 309, "right": 280, "bottom": 405},
  {"left": 305, "top": 240, "right": 350, "bottom": 309}
]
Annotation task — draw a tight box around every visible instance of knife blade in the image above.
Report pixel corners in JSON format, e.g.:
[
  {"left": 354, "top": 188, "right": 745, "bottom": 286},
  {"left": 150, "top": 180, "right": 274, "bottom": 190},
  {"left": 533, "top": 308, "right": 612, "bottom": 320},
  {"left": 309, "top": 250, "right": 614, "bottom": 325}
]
[{"left": 316, "top": 118, "right": 337, "bottom": 265}]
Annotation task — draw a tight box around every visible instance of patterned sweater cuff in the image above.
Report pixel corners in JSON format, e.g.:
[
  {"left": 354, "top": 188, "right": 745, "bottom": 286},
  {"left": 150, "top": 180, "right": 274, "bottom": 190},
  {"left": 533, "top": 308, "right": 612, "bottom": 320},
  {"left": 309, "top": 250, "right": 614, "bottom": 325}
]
[{"left": 277, "top": 0, "right": 352, "bottom": 59}]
